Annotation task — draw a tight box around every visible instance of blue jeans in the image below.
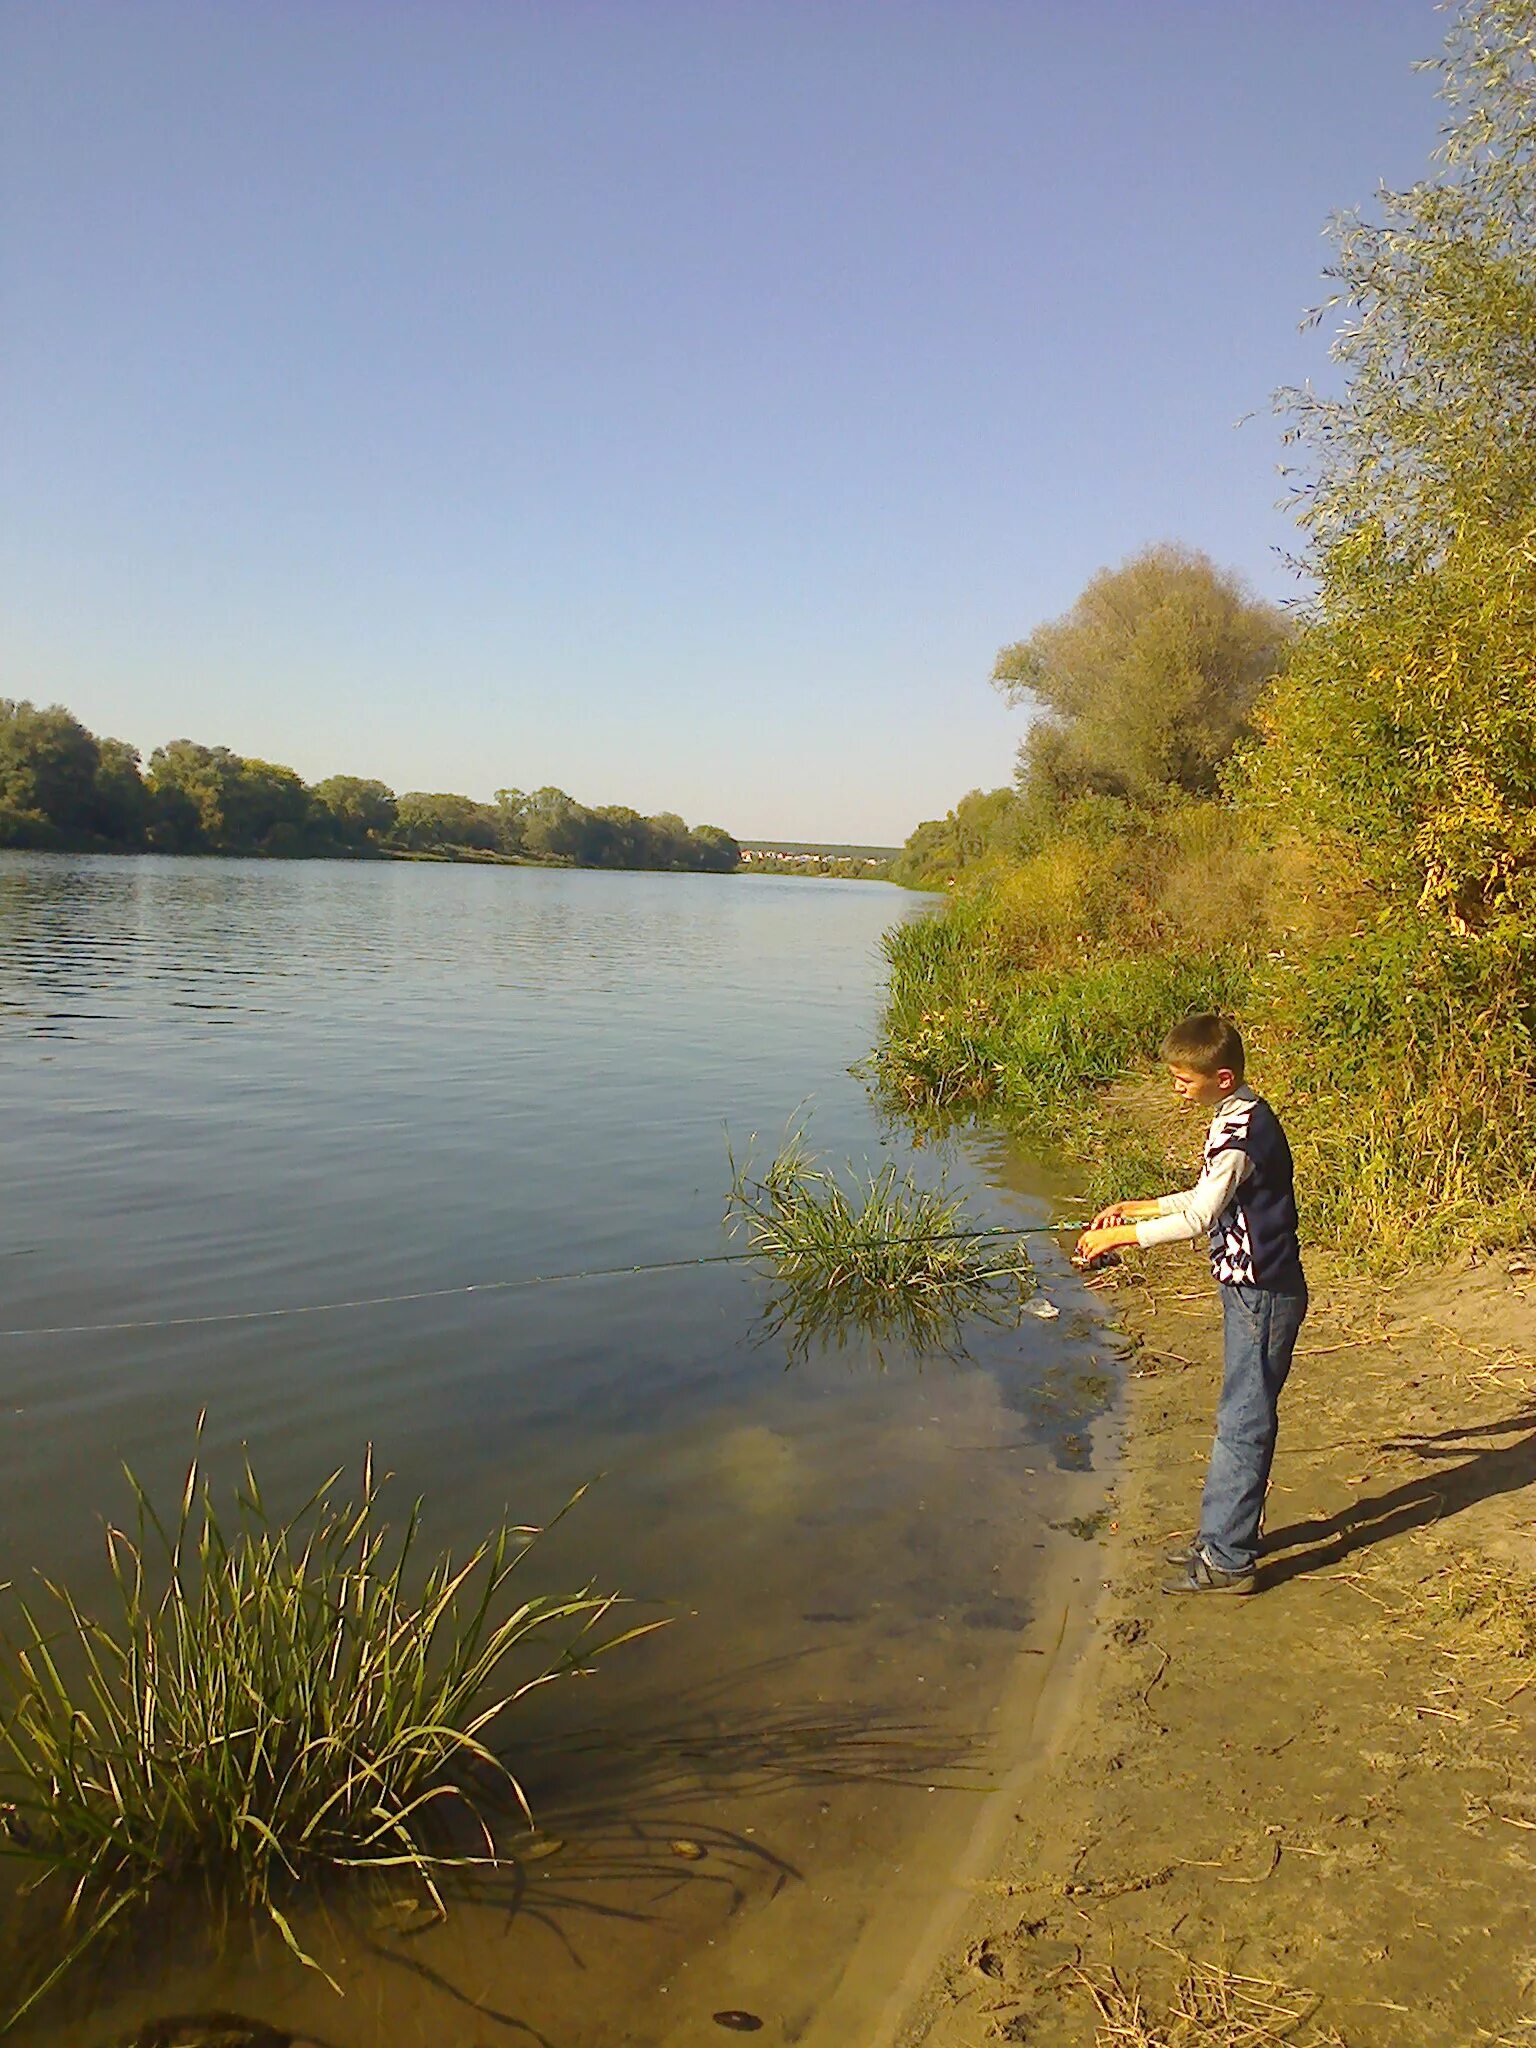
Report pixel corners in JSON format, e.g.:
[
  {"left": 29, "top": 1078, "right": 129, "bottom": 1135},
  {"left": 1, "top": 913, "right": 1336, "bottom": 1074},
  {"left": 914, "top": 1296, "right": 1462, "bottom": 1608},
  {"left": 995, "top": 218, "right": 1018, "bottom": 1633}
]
[{"left": 1200, "top": 1281, "right": 1309, "bottom": 1573}]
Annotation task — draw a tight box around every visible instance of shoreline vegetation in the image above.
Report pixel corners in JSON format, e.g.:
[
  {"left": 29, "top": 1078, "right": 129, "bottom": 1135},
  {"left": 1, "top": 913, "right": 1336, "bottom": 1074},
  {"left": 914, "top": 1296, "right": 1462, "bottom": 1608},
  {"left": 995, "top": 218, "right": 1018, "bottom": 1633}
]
[{"left": 878, "top": 0, "right": 1535, "bottom": 1273}]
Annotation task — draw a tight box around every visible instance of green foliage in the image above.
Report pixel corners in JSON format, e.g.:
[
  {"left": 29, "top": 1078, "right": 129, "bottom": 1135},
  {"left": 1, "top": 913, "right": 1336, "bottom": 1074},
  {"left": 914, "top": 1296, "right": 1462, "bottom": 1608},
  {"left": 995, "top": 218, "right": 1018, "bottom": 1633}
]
[
  {"left": 0, "top": 1444, "right": 650, "bottom": 2024},
  {"left": 890, "top": 787, "right": 1024, "bottom": 888},
  {"left": 883, "top": 2, "right": 1536, "bottom": 1265},
  {"left": 88, "top": 739, "right": 151, "bottom": 846},
  {"left": 1246, "top": 0, "right": 1536, "bottom": 1255},
  {"left": 0, "top": 702, "right": 101, "bottom": 839},
  {"left": 875, "top": 886, "right": 1249, "bottom": 1134},
  {"left": 992, "top": 545, "right": 1290, "bottom": 809},
  {"left": 688, "top": 823, "right": 742, "bottom": 873},
  {"left": 145, "top": 742, "right": 321, "bottom": 856},
  {"left": 393, "top": 790, "right": 501, "bottom": 854},
  {"left": 725, "top": 1124, "right": 1036, "bottom": 1361},
  {"left": 312, "top": 775, "right": 398, "bottom": 848},
  {"left": 1278, "top": 0, "right": 1536, "bottom": 572},
  {"left": 0, "top": 700, "right": 742, "bottom": 872}
]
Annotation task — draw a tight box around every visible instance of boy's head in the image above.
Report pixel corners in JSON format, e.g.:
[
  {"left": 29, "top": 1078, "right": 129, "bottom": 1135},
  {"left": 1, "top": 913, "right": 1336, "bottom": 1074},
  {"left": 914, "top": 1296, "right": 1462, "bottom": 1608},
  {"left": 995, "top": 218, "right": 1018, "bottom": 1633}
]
[{"left": 1160, "top": 1012, "right": 1244, "bottom": 1108}]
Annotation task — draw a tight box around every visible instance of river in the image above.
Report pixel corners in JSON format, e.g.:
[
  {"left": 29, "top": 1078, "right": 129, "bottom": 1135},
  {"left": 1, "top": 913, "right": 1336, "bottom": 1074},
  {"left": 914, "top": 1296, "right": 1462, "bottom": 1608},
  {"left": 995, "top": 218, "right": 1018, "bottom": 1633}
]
[{"left": 0, "top": 854, "right": 1119, "bottom": 2048}]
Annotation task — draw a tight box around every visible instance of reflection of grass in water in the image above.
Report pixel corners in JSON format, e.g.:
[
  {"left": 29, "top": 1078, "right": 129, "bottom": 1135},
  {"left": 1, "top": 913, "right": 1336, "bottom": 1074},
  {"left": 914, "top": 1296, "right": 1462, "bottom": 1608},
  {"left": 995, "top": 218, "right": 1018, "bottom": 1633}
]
[
  {"left": 1055, "top": 1509, "right": 1111, "bottom": 1541},
  {"left": 725, "top": 1127, "right": 1037, "bottom": 1364},
  {"left": 0, "top": 1437, "right": 654, "bottom": 2026}
]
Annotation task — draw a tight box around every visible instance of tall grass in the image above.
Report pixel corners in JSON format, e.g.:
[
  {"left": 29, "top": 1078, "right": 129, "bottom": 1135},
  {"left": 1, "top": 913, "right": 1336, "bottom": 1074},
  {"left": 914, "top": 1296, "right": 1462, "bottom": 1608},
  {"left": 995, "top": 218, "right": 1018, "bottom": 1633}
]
[
  {"left": 725, "top": 1127, "right": 1038, "bottom": 1360},
  {"left": 0, "top": 1438, "right": 654, "bottom": 2023},
  {"left": 876, "top": 814, "right": 1535, "bottom": 1264},
  {"left": 874, "top": 892, "right": 1250, "bottom": 1210}
]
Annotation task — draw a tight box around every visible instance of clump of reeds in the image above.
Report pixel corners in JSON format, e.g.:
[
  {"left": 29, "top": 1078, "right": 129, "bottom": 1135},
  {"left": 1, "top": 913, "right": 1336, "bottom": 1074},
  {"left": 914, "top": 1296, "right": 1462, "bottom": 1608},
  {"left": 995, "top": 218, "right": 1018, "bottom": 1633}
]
[
  {"left": 725, "top": 1127, "right": 1037, "bottom": 1361},
  {"left": 0, "top": 1435, "right": 652, "bottom": 2023}
]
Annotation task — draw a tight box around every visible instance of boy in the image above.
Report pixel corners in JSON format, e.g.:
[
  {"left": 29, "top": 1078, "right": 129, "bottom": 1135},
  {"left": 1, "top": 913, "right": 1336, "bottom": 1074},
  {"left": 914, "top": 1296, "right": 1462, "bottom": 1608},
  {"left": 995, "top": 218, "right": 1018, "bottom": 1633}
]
[{"left": 1073, "top": 1013, "right": 1306, "bottom": 1595}]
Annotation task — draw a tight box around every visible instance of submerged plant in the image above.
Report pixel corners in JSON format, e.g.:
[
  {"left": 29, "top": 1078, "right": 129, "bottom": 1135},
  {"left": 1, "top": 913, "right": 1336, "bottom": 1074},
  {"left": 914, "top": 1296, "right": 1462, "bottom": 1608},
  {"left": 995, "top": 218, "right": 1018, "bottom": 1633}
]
[
  {"left": 725, "top": 1126, "right": 1038, "bottom": 1362},
  {"left": 0, "top": 1435, "right": 654, "bottom": 2025}
]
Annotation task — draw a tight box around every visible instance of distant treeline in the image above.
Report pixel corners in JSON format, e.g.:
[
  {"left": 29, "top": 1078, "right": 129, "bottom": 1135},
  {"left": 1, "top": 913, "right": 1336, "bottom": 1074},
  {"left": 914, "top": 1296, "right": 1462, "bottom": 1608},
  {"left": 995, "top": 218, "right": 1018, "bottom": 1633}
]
[{"left": 0, "top": 701, "right": 742, "bottom": 873}]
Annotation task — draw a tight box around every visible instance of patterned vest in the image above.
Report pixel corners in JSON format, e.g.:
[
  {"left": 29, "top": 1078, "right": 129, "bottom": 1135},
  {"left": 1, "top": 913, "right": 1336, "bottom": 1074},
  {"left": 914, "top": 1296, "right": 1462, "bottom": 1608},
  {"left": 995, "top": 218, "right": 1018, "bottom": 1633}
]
[{"left": 1203, "top": 1091, "right": 1304, "bottom": 1290}]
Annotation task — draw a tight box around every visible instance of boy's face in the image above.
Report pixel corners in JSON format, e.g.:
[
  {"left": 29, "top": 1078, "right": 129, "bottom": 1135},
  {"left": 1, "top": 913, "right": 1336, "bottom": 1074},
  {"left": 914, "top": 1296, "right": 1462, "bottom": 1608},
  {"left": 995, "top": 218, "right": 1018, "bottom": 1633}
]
[{"left": 1167, "top": 1062, "right": 1236, "bottom": 1108}]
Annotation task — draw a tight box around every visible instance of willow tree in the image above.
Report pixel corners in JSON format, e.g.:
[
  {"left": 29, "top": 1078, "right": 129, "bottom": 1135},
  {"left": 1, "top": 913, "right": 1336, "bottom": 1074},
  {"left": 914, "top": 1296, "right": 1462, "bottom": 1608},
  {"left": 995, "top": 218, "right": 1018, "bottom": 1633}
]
[{"left": 992, "top": 545, "right": 1290, "bottom": 810}]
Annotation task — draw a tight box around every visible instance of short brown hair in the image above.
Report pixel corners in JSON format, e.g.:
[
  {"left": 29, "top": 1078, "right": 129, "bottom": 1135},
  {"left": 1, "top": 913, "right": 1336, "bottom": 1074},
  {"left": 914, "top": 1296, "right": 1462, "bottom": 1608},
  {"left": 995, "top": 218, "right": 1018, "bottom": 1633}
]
[{"left": 1161, "top": 1012, "right": 1245, "bottom": 1080}]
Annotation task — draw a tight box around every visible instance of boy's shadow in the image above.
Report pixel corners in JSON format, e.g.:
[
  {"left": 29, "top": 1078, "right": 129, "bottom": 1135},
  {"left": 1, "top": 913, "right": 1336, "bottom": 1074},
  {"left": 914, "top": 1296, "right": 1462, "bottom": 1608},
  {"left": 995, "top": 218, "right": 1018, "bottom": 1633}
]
[{"left": 1259, "top": 1406, "right": 1536, "bottom": 1588}]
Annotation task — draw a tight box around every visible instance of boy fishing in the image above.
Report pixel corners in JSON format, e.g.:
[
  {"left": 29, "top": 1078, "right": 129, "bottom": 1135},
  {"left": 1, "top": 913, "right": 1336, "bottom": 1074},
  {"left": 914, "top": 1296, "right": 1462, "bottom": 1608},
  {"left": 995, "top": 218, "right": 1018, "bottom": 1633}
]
[{"left": 1073, "top": 1013, "right": 1306, "bottom": 1594}]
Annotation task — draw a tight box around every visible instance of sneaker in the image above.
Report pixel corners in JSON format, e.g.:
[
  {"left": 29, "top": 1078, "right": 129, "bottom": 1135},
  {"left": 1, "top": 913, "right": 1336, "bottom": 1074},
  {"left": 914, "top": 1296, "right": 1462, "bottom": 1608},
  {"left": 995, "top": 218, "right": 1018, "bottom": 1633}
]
[
  {"left": 1162, "top": 1549, "right": 1256, "bottom": 1596},
  {"left": 1163, "top": 1536, "right": 1200, "bottom": 1567}
]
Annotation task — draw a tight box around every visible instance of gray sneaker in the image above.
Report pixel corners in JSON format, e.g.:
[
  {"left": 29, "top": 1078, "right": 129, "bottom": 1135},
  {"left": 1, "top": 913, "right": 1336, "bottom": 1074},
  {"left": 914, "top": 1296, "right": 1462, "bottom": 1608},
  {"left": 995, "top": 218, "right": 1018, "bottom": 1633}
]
[
  {"left": 1163, "top": 1549, "right": 1256, "bottom": 1596},
  {"left": 1164, "top": 1536, "right": 1201, "bottom": 1567}
]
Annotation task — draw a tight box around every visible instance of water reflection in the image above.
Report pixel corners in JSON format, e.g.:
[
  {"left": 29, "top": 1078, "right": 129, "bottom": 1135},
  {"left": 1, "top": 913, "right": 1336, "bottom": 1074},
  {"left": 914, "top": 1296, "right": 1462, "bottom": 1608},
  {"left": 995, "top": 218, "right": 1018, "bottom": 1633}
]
[{"left": 0, "top": 855, "right": 1118, "bottom": 2048}]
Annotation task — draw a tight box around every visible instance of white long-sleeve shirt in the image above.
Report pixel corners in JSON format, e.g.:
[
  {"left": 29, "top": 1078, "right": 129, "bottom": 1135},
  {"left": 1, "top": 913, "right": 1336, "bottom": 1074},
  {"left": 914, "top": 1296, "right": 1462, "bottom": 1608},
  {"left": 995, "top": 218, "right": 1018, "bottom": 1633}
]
[{"left": 1133, "top": 1088, "right": 1254, "bottom": 1250}]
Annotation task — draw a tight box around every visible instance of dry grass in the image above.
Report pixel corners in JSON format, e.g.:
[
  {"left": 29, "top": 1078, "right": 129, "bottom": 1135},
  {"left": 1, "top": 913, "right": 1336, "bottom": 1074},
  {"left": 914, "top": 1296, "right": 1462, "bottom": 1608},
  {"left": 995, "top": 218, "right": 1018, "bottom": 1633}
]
[
  {"left": 1410, "top": 1553, "right": 1536, "bottom": 1666},
  {"left": 1079, "top": 1955, "right": 1346, "bottom": 2047}
]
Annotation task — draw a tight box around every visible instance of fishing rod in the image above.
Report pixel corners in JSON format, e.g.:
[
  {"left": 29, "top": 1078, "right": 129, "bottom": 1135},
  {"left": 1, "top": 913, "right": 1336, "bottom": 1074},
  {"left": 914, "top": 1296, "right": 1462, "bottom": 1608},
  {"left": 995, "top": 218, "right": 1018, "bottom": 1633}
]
[{"left": 0, "top": 1219, "right": 1094, "bottom": 1343}]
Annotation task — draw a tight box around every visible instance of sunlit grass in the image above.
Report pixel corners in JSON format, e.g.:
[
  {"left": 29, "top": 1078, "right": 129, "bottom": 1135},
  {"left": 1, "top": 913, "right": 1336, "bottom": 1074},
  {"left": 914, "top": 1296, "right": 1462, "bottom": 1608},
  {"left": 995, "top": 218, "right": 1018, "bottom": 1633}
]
[
  {"left": 0, "top": 1434, "right": 655, "bottom": 2024},
  {"left": 725, "top": 1127, "right": 1038, "bottom": 1361}
]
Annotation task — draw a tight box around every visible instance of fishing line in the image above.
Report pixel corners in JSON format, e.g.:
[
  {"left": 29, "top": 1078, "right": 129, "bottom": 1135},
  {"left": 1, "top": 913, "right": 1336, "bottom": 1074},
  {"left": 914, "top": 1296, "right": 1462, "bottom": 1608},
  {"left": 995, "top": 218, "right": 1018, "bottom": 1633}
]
[{"left": 0, "top": 1222, "right": 1086, "bottom": 1342}]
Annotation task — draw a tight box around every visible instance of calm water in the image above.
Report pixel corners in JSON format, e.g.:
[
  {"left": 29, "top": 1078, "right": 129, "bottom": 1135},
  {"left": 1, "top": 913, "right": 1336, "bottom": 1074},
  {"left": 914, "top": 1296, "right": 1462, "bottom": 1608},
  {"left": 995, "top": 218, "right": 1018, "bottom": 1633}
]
[{"left": 0, "top": 854, "right": 1119, "bottom": 2048}]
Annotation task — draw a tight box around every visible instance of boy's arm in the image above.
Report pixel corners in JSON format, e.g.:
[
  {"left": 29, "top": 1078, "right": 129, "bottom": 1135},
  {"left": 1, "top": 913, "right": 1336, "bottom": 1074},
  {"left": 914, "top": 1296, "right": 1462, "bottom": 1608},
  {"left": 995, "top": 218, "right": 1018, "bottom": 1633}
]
[{"left": 1076, "top": 1151, "right": 1249, "bottom": 1263}]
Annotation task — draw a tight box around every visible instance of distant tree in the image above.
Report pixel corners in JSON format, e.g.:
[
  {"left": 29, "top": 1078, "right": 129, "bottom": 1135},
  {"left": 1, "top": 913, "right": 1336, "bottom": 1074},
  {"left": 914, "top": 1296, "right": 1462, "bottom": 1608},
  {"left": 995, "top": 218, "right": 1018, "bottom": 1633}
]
[
  {"left": 393, "top": 791, "right": 500, "bottom": 852},
  {"left": 689, "top": 825, "right": 741, "bottom": 873},
  {"left": 491, "top": 788, "right": 528, "bottom": 856},
  {"left": 0, "top": 700, "right": 101, "bottom": 836},
  {"left": 0, "top": 696, "right": 745, "bottom": 873},
  {"left": 145, "top": 742, "right": 231, "bottom": 847},
  {"left": 993, "top": 546, "right": 1290, "bottom": 808},
  {"left": 88, "top": 738, "right": 150, "bottom": 845},
  {"left": 313, "top": 775, "right": 397, "bottom": 848},
  {"left": 519, "top": 788, "right": 588, "bottom": 862},
  {"left": 146, "top": 742, "right": 314, "bottom": 853},
  {"left": 586, "top": 804, "right": 643, "bottom": 867},
  {"left": 146, "top": 780, "right": 204, "bottom": 853},
  {"left": 892, "top": 787, "right": 1022, "bottom": 887},
  {"left": 644, "top": 811, "right": 693, "bottom": 870},
  {"left": 222, "top": 758, "right": 314, "bottom": 852}
]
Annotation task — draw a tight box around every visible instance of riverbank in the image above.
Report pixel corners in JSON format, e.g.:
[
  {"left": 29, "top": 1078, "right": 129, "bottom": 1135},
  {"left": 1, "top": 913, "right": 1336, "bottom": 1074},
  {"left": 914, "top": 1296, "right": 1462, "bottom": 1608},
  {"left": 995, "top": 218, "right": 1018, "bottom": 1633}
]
[{"left": 899, "top": 1237, "right": 1536, "bottom": 2046}]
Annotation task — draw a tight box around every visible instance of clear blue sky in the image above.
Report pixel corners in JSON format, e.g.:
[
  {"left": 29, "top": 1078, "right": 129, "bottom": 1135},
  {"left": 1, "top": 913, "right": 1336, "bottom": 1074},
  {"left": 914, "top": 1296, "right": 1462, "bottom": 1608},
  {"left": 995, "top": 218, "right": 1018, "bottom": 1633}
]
[{"left": 3, "top": 2, "right": 1444, "bottom": 843}]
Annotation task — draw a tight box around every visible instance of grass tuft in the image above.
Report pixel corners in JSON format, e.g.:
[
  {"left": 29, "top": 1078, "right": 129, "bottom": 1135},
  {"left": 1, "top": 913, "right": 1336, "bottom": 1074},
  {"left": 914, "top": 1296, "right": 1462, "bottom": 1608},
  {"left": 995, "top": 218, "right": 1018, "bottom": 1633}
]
[
  {"left": 0, "top": 1433, "right": 655, "bottom": 2024},
  {"left": 725, "top": 1126, "right": 1038, "bottom": 1361}
]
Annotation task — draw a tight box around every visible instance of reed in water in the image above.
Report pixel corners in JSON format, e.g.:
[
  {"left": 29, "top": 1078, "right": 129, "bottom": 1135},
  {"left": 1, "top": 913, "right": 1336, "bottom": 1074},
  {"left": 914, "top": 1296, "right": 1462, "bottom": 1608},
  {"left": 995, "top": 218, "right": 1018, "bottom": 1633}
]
[
  {"left": 725, "top": 1126, "right": 1037, "bottom": 1361},
  {"left": 0, "top": 1433, "right": 652, "bottom": 2023}
]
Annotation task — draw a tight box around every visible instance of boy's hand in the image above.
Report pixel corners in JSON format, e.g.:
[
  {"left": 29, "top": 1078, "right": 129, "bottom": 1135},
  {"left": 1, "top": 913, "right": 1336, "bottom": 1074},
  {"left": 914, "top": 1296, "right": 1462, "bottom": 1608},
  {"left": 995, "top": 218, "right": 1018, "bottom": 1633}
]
[{"left": 1073, "top": 1223, "right": 1138, "bottom": 1267}]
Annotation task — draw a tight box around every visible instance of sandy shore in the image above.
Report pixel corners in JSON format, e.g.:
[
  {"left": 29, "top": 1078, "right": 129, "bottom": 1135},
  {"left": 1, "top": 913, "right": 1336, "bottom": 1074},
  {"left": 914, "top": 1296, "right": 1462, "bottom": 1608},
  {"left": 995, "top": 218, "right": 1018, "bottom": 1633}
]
[{"left": 897, "top": 1239, "right": 1536, "bottom": 2047}]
